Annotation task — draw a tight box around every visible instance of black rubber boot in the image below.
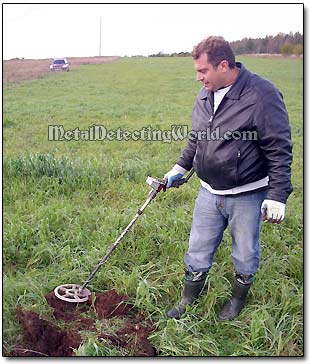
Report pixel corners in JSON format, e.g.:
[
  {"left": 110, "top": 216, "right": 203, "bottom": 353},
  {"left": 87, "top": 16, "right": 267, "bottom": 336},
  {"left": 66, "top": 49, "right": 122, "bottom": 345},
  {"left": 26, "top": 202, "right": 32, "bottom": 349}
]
[
  {"left": 217, "top": 273, "right": 254, "bottom": 321},
  {"left": 167, "top": 271, "right": 207, "bottom": 319}
]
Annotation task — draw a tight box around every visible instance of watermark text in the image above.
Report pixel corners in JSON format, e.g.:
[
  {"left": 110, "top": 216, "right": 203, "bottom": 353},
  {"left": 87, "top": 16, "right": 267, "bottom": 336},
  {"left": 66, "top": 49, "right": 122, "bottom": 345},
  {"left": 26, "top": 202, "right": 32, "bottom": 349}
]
[{"left": 48, "top": 124, "right": 258, "bottom": 143}]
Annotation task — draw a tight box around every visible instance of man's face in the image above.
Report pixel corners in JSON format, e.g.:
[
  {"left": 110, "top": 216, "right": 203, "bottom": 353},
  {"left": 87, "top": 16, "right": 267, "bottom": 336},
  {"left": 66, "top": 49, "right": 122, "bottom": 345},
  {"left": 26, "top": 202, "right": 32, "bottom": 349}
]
[{"left": 193, "top": 53, "right": 228, "bottom": 92}]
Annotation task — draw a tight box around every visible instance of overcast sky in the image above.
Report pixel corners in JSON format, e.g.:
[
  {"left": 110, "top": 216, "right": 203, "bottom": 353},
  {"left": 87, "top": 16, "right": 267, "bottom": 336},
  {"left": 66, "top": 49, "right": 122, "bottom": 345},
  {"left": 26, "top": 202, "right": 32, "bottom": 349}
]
[{"left": 3, "top": 3, "right": 303, "bottom": 60}]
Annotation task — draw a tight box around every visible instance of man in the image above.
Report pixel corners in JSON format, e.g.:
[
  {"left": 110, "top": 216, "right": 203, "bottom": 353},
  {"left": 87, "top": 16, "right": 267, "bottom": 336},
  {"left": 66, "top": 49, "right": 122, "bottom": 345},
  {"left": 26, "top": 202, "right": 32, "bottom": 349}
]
[{"left": 164, "top": 36, "right": 292, "bottom": 321}]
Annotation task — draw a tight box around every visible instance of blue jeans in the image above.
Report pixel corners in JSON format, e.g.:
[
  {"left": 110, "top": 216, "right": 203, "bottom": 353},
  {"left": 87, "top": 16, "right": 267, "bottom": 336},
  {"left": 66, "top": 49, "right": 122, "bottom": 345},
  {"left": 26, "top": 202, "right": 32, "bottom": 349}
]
[{"left": 184, "top": 187, "right": 266, "bottom": 275}]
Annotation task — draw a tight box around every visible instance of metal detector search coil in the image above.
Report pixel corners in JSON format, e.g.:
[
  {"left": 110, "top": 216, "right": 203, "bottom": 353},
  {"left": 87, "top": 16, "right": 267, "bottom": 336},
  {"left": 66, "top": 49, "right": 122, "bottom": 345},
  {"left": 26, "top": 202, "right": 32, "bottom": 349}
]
[{"left": 54, "top": 284, "right": 91, "bottom": 303}]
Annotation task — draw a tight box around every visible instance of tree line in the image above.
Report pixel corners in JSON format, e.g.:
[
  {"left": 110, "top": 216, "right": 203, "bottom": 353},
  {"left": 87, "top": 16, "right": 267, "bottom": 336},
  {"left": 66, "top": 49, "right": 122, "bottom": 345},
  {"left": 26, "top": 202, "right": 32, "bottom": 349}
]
[{"left": 148, "top": 32, "right": 303, "bottom": 57}]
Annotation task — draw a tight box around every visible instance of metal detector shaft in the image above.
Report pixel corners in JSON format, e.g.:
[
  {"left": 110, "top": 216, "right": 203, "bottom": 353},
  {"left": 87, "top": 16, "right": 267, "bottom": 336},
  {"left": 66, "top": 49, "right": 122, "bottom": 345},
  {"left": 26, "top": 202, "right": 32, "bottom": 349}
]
[
  {"left": 80, "top": 169, "right": 194, "bottom": 291},
  {"left": 80, "top": 188, "right": 160, "bottom": 290}
]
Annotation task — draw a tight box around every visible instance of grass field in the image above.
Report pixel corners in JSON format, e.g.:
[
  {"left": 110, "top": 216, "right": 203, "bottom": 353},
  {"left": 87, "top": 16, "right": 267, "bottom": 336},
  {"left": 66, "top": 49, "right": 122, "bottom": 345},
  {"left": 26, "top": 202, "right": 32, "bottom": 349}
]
[
  {"left": 3, "top": 56, "right": 120, "bottom": 84},
  {"left": 3, "top": 56, "right": 303, "bottom": 356}
]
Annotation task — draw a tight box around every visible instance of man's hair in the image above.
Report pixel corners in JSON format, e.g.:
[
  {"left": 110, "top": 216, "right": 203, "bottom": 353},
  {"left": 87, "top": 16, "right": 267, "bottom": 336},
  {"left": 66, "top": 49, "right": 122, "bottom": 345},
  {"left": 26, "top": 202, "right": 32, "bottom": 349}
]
[{"left": 192, "top": 36, "right": 236, "bottom": 69}]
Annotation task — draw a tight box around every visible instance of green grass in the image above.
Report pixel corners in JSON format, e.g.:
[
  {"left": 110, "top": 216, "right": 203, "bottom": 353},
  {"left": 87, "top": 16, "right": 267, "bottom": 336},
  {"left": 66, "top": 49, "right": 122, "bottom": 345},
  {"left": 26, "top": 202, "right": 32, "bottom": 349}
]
[{"left": 3, "top": 56, "right": 303, "bottom": 356}]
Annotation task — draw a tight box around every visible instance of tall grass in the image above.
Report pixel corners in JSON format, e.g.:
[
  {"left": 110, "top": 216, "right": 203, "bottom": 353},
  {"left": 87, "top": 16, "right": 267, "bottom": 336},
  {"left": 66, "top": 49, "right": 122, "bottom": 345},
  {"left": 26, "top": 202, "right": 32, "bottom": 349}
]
[{"left": 3, "top": 56, "right": 303, "bottom": 356}]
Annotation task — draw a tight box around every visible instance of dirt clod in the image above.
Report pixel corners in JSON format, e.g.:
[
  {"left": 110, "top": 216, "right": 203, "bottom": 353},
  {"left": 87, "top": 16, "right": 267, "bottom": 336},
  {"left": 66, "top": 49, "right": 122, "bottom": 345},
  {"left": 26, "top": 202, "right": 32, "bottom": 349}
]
[
  {"left": 16, "top": 306, "right": 81, "bottom": 356},
  {"left": 45, "top": 291, "right": 96, "bottom": 331},
  {"left": 99, "top": 322, "right": 156, "bottom": 356},
  {"left": 94, "top": 289, "right": 133, "bottom": 318}
]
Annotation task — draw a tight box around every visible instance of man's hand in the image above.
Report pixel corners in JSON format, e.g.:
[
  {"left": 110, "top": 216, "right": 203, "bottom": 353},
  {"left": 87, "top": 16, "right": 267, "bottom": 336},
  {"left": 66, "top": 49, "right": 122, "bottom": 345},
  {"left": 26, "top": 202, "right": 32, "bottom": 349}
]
[
  {"left": 164, "top": 165, "right": 186, "bottom": 188},
  {"left": 261, "top": 199, "right": 286, "bottom": 224}
]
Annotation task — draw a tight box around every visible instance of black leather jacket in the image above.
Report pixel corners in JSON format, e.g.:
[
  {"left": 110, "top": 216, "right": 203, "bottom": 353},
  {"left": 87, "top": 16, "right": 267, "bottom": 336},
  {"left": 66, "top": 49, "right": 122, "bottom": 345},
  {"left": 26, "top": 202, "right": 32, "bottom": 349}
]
[{"left": 177, "top": 63, "right": 293, "bottom": 204}]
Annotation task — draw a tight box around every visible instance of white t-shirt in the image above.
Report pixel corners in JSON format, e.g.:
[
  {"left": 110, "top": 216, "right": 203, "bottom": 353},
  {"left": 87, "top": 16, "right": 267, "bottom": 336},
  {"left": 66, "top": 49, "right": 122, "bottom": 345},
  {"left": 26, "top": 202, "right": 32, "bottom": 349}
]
[{"left": 213, "top": 85, "right": 232, "bottom": 113}]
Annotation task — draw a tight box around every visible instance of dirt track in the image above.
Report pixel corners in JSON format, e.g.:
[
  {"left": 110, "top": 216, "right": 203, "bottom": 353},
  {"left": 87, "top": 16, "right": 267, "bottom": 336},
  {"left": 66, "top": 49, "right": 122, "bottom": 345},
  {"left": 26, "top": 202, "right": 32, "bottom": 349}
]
[{"left": 3, "top": 56, "right": 120, "bottom": 84}]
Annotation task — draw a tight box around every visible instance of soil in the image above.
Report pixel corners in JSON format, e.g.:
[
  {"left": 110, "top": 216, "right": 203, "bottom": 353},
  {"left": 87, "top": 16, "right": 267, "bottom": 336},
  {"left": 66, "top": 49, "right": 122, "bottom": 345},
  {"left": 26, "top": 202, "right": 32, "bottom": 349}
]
[
  {"left": 12, "top": 288, "right": 156, "bottom": 357},
  {"left": 94, "top": 289, "right": 133, "bottom": 318},
  {"left": 99, "top": 322, "right": 156, "bottom": 356},
  {"left": 15, "top": 306, "right": 81, "bottom": 356},
  {"left": 3, "top": 56, "right": 120, "bottom": 84},
  {"left": 45, "top": 291, "right": 94, "bottom": 328}
]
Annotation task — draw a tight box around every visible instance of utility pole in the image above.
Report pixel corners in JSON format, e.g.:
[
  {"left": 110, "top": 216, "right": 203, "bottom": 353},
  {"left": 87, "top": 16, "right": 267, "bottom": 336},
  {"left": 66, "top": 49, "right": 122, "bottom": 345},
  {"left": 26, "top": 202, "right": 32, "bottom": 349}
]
[{"left": 99, "top": 16, "right": 102, "bottom": 56}]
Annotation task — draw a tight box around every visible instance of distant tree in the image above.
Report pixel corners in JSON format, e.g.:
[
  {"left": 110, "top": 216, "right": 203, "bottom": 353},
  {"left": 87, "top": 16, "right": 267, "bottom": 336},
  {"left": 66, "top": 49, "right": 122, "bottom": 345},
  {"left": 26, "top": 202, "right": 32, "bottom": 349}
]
[
  {"left": 293, "top": 31, "right": 303, "bottom": 44},
  {"left": 149, "top": 51, "right": 168, "bottom": 57},
  {"left": 258, "top": 36, "right": 269, "bottom": 53},
  {"left": 178, "top": 51, "right": 191, "bottom": 57},
  {"left": 281, "top": 43, "right": 294, "bottom": 55},
  {"left": 246, "top": 38, "right": 255, "bottom": 53},
  {"left": 148, "top": 32, "right": 303, "bottom": 57},
  {"left": 293, "top": 44, "right": 303, "bottom": 55}
]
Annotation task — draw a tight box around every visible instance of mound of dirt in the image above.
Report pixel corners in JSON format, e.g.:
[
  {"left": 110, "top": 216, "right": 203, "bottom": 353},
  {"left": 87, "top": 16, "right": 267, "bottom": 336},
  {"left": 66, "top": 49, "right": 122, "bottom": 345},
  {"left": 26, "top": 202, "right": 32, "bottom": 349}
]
[
  {"left": 15, "top": 306, "right": 81, "bottom": 356},
  {"left": 94, "top": 289, "right": 133, "bottom": 318},
  {"left": 45, "top": 291, "right": 95, "bottom": 328},
  {"left": 99, "top": 322, "right": 156, "bottom": 356},
  {"left": 12, "top": 289, "right": 156, "bottom": 357}
]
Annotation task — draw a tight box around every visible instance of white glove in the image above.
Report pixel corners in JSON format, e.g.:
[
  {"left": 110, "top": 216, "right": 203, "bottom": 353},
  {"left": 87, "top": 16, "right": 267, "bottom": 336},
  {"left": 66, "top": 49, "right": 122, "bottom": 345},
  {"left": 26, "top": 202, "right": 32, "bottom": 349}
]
[
  {"left": 261, "top": 199, "right": 286, "bottom": 223},
  {"left": 164, "top": 164, "right": 187, "bottom": 188}
]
